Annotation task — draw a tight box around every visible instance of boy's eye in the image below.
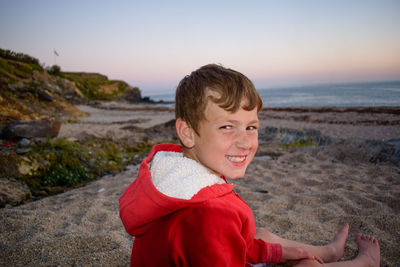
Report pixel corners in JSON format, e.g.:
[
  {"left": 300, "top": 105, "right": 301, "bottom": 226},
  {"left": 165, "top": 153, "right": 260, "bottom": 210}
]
[
  {"left": 247, "top": 126, "right": 258, "bottom": 131},
  {"left": 219, "top": 125, "right": 232, "bottom": 130}
]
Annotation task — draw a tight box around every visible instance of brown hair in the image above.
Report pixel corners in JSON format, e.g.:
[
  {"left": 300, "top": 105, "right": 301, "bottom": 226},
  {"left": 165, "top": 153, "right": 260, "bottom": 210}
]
[{"left": 175, "top": 64, "right": 263, "bottom": 134}]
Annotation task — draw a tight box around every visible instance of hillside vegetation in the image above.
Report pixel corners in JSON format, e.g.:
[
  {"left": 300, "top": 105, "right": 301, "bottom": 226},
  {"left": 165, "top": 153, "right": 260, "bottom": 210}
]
[
  {"left": 0, "top": 48, "right": 145, "bottom": 207},
  {"left": 61, "top": 72, "right": 140, "bottom": 101},
  {"left": 0, "top": 50, "right": 84, "bottom": 125},
  {"left": 0, "top": 48, "right": 141, "bottom": 124},
  {"left": 0, "top": 49, "right": 43, "bottom": 79}
]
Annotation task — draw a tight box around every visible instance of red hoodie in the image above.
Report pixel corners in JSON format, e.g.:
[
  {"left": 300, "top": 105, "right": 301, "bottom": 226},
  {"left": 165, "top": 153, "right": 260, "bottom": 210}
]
[{"left": 119, "top": 144, "right": 282, "bottom": 266}]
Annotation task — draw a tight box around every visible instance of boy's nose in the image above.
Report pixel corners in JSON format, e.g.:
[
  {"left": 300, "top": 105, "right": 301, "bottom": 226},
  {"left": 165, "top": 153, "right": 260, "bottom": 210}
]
[{"left": 235, "top": 130, "right": 251, "bottom": 150}]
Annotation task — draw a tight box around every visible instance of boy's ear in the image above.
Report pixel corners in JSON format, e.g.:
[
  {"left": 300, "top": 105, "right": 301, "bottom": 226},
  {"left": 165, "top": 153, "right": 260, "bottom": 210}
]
[{"left": 176, "top": 118, "right": 195, "bottom": 148}]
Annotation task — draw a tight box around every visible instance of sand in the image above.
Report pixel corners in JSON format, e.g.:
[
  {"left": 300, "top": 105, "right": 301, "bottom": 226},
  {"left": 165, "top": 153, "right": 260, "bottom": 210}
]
[{"left": 1, "top": 103, "right": 399, "bottom": 266}]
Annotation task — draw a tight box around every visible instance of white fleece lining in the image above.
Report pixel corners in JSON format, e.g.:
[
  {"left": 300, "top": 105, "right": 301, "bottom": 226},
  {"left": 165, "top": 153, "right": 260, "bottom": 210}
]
[{"left": 150, "top": 151, "right": 225, "bottom": 200}]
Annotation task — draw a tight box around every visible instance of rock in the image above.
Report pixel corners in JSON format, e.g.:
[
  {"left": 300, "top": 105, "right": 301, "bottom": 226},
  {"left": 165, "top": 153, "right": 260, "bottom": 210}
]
[
  {"left": 0, "top": 178, "right": 31, "bottom": 207},
  {"left": 43, "top": 186, "right": 65, "bottom": 195},
  {"left": 0, "top": 151, "right": 20, "bottom": 178},
  {"left": 31, "top": 190, "right": 48, "bottom": 197},
  {"left": 314, "top": 138, "right": 400, "bottom": 166},
  {"left": 37, "top": 89, "right": 54, "bottom": 101},
  {"left": 1, "top": 119, "right": 61, "bottom": 141},
  {"left": 66, "top": 137, "right": 78, "bottom": 142},
  {"left": 387, "top": 139, "right": 400, "bottom": 159},
  {"left": 366, "top": 139, "right": 400, "bottom": 165},
  {"left": 260, "top": 127, "right": 331, "bottom": 146},
  {"left": 42, "top": 81, "right": 62, "bottom": 93},
  {"left": 144, "top": 119, "right": 177, "bottom": 142},
  {"left": 55, "top": 78, "right": 86, "bottom": 104},
  {"left": 16, "top": 147, "right": 32, "bottom": 154},
  {"left": 33, "top": 71, "right": 86, "bottom": 104},
  {"left": 17, "top": 138, "right": 30, "bottom": 147},
  {"left": 123, "top": 87, "right": 142, "bottom": 103}
]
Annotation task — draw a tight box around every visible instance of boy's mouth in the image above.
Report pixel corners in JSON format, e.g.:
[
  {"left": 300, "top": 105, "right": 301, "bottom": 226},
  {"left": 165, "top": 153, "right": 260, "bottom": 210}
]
[{"left": 226, "top": 155, "right": 246, "bottom": 163}]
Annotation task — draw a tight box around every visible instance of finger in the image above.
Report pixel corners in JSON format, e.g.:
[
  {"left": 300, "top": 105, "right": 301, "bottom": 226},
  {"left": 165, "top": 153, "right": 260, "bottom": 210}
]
[{"left": 313, "top": 256, "right": 324, "bottom": 264}]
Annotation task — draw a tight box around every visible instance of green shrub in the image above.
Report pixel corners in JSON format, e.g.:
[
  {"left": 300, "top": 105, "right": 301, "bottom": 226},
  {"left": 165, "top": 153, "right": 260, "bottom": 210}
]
[
  {"left": 42, "top": 164, "right": 92, "bottom": 186},
  {"left": 283, "top": 139, "right": 317, "bottom": 149},
  {"left": 0, "top": 57, "right": 38, "bottom": 81},
  {"left": 62, "top": 72, "right": 130, "bottom": 101},
  {"left": 0, "top": 48, "right": 42, "bottom": 67},
  {"left": 47, "top": 65, "right": 61, "bottom": 75},
  {"left": 32, "top": 138, "right": 92, "bottom": 186},
  {"left": 25, "top": 137, "right": 155, "bottom": 189}
]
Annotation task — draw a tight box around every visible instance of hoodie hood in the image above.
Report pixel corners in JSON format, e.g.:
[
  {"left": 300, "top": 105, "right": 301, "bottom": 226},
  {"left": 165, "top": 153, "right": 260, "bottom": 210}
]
[
  {"left": 119, "top": 143, "right": 234, "bottom": 236},
  {"left": 150, "top": 150, "right": 226, "bottom": 199}
]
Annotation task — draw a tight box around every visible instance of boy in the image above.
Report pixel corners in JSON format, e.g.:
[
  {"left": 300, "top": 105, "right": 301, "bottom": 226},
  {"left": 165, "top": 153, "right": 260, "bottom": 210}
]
[{"left": 119, "top": 64, "right": 380, "bottom": 266}]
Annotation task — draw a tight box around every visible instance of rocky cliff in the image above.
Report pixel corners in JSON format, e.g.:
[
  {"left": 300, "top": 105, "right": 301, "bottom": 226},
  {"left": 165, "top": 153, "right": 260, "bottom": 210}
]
[
  {"left": 0, "top": 49, "right": 142, "bottom": 126},
  {"left": 0, "top": 49, "right": 143, "bottom": 207}
]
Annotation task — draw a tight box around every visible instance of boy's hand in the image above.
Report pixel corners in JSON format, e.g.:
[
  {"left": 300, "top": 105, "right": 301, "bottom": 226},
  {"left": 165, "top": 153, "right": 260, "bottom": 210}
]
[{"left": 282, "top": 247, "right": 324, "bottom": 264}]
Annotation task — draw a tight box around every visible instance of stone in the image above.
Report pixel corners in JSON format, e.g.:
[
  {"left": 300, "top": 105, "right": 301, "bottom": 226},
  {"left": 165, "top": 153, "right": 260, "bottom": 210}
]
[
  {"left": 38, "top": 89, "right": 54, "bottom": 101},
  {"left": 123, "top": 87, "right": 142, "bottom": 103},
  {"left": 31, "top": 190, "right": 48, "bottom": 197},
  {"left": 1, "top": 119, "right": 61, "bottom": 141},
  {"left": 17, "top": 138, "right": 30, "bottom": 147},
  {"left": 315, "top": 138, "right": 400, "bottom": 166},
  {"left": 387, "top": 139, "right": 400, "bottom": 159},
  {"left": 260, "top": 127, "right": 331, "bottom": 146},
  {"left": 42, "top": 81, "right": 62, "bottom": 93},
  {"left": 16, "top": 147, "right": 32, "bottom": 154},
  {"left": 0, "top": 178, "right": 31, "bottom": 207},
  {"left": 144, "top": 119, "right": 177, "bottom": 142},
  {"left": 0, "top": 151, "right": 20, "bottom": 178},
  {"left": 366, "top": 139, "right": 399, "bottom": 165}
]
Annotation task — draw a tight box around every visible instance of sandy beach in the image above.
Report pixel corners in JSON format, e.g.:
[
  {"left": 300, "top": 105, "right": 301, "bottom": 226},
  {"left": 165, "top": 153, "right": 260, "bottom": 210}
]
[{"left": 1, "top": 103, "right": 399, "bottom": 266}]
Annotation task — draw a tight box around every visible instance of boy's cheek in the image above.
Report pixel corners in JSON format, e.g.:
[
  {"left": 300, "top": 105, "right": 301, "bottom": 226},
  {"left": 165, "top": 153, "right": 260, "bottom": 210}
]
[{"left": 254, "top": 137, "right": 259, "bottom": 148}]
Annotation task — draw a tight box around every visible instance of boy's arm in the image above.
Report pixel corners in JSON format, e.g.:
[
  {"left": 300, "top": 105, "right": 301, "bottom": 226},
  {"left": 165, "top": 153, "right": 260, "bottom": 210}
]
[
  {"left": 171, "top": 203, "right": 282, "bottom": 266},
  {"left": 173, "top": 204, "right": 248, "bottom": 266},
  {"left": 247, "top": 238, "right": 283, "bottom": 264}
]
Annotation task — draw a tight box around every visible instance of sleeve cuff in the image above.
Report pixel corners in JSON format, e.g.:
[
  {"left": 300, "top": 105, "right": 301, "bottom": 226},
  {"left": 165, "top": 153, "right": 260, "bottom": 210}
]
[{"left": 265, "top": 243, "right": 283, "bottom": 263}]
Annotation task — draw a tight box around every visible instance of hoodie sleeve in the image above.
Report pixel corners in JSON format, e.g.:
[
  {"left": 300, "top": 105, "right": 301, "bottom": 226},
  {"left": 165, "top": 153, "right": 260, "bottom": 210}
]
[
  {"left": 169, "top": 202, "right": 282, "bottom": 266},
  {"left": 247, "top": 238, "right": 282, "bottom": 264}
]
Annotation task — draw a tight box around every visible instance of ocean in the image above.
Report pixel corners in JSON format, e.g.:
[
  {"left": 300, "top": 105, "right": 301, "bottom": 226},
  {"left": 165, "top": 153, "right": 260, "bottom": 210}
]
[{"left": 145, "top": 81, "right": 400, "bottom": 107}]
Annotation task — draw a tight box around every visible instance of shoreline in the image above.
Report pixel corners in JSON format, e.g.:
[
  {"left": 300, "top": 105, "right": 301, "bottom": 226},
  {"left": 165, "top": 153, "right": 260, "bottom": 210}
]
[{"left": 59, "top": 103, "right": 400, "bottom": 141}]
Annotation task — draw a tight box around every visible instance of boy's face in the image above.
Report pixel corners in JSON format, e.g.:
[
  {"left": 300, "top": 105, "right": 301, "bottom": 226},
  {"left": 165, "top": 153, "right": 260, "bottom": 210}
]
[{"left": 185, "top": 100, "right": 259, "bottom": 179}]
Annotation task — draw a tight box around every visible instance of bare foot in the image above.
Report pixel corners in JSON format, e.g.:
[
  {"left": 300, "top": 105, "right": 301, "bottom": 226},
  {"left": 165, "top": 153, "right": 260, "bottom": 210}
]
[
  {"left": 354, "top": 234, "right": 380, "bottom": 267},
  {"left": 324, "top": 223, "right": 349, "bottom": 262}
]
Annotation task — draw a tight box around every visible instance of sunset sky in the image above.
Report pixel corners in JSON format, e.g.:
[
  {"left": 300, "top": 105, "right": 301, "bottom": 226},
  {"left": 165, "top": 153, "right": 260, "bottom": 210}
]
[{"left": 1, "top": 0, "right": 399, "bottom": 95}]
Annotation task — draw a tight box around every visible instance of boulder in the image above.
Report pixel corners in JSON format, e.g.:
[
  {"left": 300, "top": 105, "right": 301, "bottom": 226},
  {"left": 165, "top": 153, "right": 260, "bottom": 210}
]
[
  {"left": 55, "top": 77, "right": 86, "bottom": 103},
  {"left": 313, "top": 138, "right": 400, "bottom": 166},
  {"left": 123, "top": 87, "right": 142, "bottom": 103},
  {"left": 37, "top": 89, "right": 54, "bottom": 101},
  {"left": 33, "top": 71, "right": 86, "bottom": 104},
  {"left": 0, "top": 178, "right": 31, "bottom": 207},
  {"left": 260, "top": 127, "right": 331, "bottom": 146},
  {"left": 367, "top": 139, "right": 400, "bottom": 165},
  {"left": 1, "top": 119, "right": 61, "bottom": 141},
  {"left": 144, "top": 119, "right": 177, "bottom": 142},
  {"left": 41, "top": 81, "right": 62, "bottom": 93}
]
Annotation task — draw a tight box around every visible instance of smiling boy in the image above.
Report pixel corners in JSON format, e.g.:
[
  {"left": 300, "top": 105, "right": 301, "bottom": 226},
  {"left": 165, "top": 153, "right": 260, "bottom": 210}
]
[
  {"left": 177, "top": 94, "right": 259, "bottom": 180},
  {"left": 119, "top": 64, "right": 380, "bottom": 266}
]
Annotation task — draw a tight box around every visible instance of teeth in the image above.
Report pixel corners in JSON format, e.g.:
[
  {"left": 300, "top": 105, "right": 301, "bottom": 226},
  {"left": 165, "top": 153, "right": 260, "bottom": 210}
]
[{"left": 227, "top": 156, "right": 245, "bottom": 162}]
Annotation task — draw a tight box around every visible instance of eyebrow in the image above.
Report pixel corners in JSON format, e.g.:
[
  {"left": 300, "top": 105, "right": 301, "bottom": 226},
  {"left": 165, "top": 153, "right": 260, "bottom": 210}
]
[
  {"left": 248, "top": 120, "right": 259, "bottom": 124},
  {"left": 225, "top": 119, "right": 259, "bottom": 124}
]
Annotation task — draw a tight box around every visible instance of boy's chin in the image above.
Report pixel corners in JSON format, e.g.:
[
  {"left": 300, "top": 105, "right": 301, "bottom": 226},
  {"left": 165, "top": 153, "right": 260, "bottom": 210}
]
[
  {"left": 224, "top": 170, "right": 247, "bottom": 180},
  {"left": 211, "top": 165, "right": 248, "bottom": 179}
]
